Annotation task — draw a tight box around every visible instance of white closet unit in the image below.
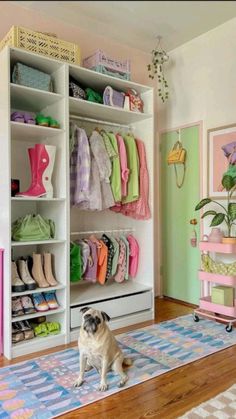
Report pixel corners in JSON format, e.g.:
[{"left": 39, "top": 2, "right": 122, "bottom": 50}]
[{"left": 0, "top": 46, "right": 154, "bottom": 359}]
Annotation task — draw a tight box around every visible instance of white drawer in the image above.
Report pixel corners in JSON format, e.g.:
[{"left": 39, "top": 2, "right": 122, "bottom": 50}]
[{"left": 70, "top": 291, "right": 152, "bottom": 329}]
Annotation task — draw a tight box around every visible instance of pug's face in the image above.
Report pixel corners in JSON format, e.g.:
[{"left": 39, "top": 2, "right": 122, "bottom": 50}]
[{"left": 80, "top": 307, "right": 110, "bottom": 335}]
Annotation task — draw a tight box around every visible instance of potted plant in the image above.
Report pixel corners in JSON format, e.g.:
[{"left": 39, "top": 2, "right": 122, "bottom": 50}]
[{"left": 195, "top": 170, "right": 236, "bottom": 243}]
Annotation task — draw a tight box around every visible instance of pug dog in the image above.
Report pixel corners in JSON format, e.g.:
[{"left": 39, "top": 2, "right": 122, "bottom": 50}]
[{"left": 74, "top": 307, "right": 132, "bottom": 391}]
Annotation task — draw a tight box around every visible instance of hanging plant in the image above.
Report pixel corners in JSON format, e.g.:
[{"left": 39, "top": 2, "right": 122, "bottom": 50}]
[{"left": 147, "top": 36, "right": 169, "bottom": 103}]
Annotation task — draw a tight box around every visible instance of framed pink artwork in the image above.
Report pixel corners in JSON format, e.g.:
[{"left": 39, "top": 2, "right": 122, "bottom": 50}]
[{"left": 208, "top": 124, "right": 236, "bottom": 199}]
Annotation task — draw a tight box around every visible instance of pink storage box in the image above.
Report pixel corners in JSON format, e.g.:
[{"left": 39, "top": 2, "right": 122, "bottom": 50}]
[{"left": 83, "top": 49, "right": 130, "bottom": 76}]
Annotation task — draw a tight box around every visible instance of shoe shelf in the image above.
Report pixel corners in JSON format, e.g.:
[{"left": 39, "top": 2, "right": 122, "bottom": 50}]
[
  {"left": 11, "top": 121, "right": 64, "bottom": 141},
  {"left": 12, "top": 306, "right": 65, "bottom": 322},
  {"left": 11, "top": 197, "right": 66, "bottom": 202},
  {"left": 12, "top": 283, "right": 65, "bottom": 297},
  {"left": 11, "top": 239, "right": 66, "bottom": 246},
  {"left": 12, "top": 333, "right": 66, "bottom": 358},
  {"left": 10, "top": 83, "right": 64, "bottom": 111}
]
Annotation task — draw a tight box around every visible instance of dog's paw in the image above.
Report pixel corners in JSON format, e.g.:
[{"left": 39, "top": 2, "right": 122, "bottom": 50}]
[
  {"left": 74, "top": 378, "right": 84, "bottom": 387},
  {"left": 98, "top": 382, "right": 108, "bottom": 392},
  {"left": 118, "top": 375, "right": 128, "bottom": 387}
]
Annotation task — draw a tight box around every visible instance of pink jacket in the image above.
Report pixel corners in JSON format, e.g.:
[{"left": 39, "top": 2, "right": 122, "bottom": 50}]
[{"left": 127, "top": 235, "right": 139, "bottom": 278}]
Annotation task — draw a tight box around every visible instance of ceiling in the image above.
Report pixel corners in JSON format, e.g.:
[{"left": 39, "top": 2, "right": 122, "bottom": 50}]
[{"left": 12, "top": 1, "right": 236, "bottom": 52}]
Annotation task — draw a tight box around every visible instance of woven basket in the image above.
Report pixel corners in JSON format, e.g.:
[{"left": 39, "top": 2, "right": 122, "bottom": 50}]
[{"left": 0, "top": 26, "right": 81, "bottom": 65}]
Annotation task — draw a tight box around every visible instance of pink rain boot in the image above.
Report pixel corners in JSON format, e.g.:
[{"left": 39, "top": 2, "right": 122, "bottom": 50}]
[{"left": 17, "top": 144, "right": 56, "bottom": 198}]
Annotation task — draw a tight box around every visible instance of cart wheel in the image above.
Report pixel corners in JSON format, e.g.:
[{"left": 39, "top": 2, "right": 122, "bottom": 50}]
[
  {"left": 226, "top": 324, "right": 233, "bottom": 333},
  {"left": 193, "top": 314, "right": 199, "bottom": 322}
]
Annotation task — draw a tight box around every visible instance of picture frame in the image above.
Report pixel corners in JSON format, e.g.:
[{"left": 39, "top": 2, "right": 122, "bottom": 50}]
[{"left": 208, "top": 123, "right": 236, "bottom": 199}]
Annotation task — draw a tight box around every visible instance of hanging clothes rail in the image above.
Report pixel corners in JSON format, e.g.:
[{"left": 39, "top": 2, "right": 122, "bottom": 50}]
[
  {"left": 70, "top": 228, "right": 135, "bottom": 236},
  {"left": 69, "top": 114, "right": 131, "bottom": 129}
]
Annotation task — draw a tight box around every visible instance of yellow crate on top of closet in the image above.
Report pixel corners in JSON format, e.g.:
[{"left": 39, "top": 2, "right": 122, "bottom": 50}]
[{"left": 0, "top": 26, "right": 81, "bottom": 65}]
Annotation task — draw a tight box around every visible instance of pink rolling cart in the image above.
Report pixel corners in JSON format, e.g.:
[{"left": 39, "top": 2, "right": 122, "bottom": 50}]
[
  {"left": 0, "top": 249, "right": 3, "bottom": 354},
  {"left": 194, "top": 241, "right": 236, "bottom": 332}
]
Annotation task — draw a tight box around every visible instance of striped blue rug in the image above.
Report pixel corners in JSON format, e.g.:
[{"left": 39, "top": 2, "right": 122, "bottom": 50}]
[{"left": 0, "top": 314, "right": 236, "bottom": 418}]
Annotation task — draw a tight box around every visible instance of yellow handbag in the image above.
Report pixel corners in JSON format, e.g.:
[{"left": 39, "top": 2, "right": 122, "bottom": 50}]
[
  {"left": 167, "top": 140, "right": 187, "bottom": 188},
  {"left": 167, "top": 140, "right": 186, "bottom": 165}
]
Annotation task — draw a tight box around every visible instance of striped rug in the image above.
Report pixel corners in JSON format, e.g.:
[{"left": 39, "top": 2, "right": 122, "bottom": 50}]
[{"left": 1, "top": 314, "right": 236, "bottom": 418}]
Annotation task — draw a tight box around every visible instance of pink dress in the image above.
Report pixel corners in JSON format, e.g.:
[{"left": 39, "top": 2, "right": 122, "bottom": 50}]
[{"left": 127, "top": 235, "right": 139, "bottom": 277}]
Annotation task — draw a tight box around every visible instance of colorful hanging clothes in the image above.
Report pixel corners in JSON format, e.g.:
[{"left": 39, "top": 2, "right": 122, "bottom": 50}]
[
  {"left": 97, "top": 239, "right": 108, "bottom": 284},
  {"left": 122, "top": 134, "right": 139, "bottom": 203},
  {"left": 76, "top": 239, "right": 90, "bottom": 275},
  {"left": 106, "top": 132, "right": 122, "bottom": 203},
  {"left": 101, "top": 234, "right": 115, "bottom": 281},
  {"left": 70, "top": 242, "right": 82, "bottom": 282},
  {"left": 120, "top": 235, "right": 129, "bottom": 280},
  {"left": 84, "top": 239, "right": 97, "bottom": 283},
  {"left": 70, "top": 126, "right": 91, "bottom": 206},
  {"left": 114, "top": 238, "right": 126, "bottom": 283},
  {"left": 90, "top": 131, "right": 115, "bottom": 209},
  {"left": 106, "top": 234, "right": 119, "bottom": 276},
  {"left": 127, "top": 235, "right": 139, "bottom": 277},
  {"left": 111, "top": 139, "right": 151, "bottom": 220},
  {"left": 116, "top": 133, "right": 129, "bottom": 197}
]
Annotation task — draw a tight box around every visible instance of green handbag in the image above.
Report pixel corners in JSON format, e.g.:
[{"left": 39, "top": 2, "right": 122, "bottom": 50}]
[
  {"left": 85, "top": 87, "right": 103, "bottom": 104},
  {"left": 70, "top": 242, "right": 82, "bottom": 282},
  {"left": 12, "top": 214, "right": 55, "bottom": 241}
]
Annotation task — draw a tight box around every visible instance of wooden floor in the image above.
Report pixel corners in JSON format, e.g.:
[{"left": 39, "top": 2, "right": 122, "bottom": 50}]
[{"left": 2, "top": 297, "right": 236, "bottom": 419}]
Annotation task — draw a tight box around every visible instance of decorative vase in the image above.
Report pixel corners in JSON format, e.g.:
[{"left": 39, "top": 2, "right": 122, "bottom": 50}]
[
  {"left": 208, "top": 228, "right": 223, "bottom": 243},
  {"left": 222, "top": 237, "right": 236, "bottom": 244}
]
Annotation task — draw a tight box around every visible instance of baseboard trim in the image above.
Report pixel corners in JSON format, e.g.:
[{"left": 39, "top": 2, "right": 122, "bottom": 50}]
[{"left": 161, "top": 295, "right": 197, "bottom": 309}]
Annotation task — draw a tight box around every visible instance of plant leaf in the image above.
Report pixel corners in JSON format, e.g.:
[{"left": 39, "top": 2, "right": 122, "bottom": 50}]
[
  {"left": 195, "top": 198, "right": 212, "bottom": 211},
  {"left": 201, "top": 210, "right": 217, "bottom": 219},
  {"left": 222, "top": 174, "right": 235, "bottom": 191},
  {"left": 210, "top": 213, "right": 225, "bottom": 226},
  {"left": 228, "top": 203, "right": 236, "bottom": 220}
]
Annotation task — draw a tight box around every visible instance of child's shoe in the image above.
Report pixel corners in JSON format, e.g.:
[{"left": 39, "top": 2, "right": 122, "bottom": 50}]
[
  {"left": 21, "top": 295, "right": 36, "bottom": 314},
  {"left": 32, "top": 293, "right": 49, "bottom": 312},
  {"left": 43, "top": 291, "right": 59, "bottom": 310}
]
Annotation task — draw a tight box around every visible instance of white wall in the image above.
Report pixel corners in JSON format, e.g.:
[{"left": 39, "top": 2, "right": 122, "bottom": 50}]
[{"left": 159, "top": 16, "right": 236, "bottom": 205}]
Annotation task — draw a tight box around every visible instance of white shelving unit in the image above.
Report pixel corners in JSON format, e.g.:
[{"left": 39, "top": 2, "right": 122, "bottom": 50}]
[
  {"left": 0, "top": 47, "right": 69, "bottom": 359},
  {"left": 0, "top": 46, "right": 154, "bottom": 359},
  {"left": 68, "top": 63, "right": 154, "bottom": 341}
]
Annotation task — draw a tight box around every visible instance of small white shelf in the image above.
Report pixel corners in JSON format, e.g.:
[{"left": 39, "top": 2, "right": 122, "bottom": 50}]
[
  {"left": 69, "top": 97, "right": 152, "bottom": 125},
  {"left": 12, "top": 333, "right": 66, "bottom": 358},
  {"left": 12, "top": 283, "right": 65, "bottom": 297},
  {"left": 12, "top": 307, "right": 64, "bottom": 322},
  {"left": 11, "top": 121, "right": 64, "bottom": 141},
  {"left": 11, "top": 239, "right": 66, "bottom": 246},
  {"left": 70, "top": 281, "right": 152, "bottom": 307},
  {"left": 11, "top": 197, "right": 66, "bottom": 202},
  {"left": 12, "top": 333, "right": 66, "bottom": 349},
  {"left": 69, "top": 63, "right": 151, "bottom": 94},
  {"left": 10, "top": 83, "right": 64, "bottom": 111}
]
